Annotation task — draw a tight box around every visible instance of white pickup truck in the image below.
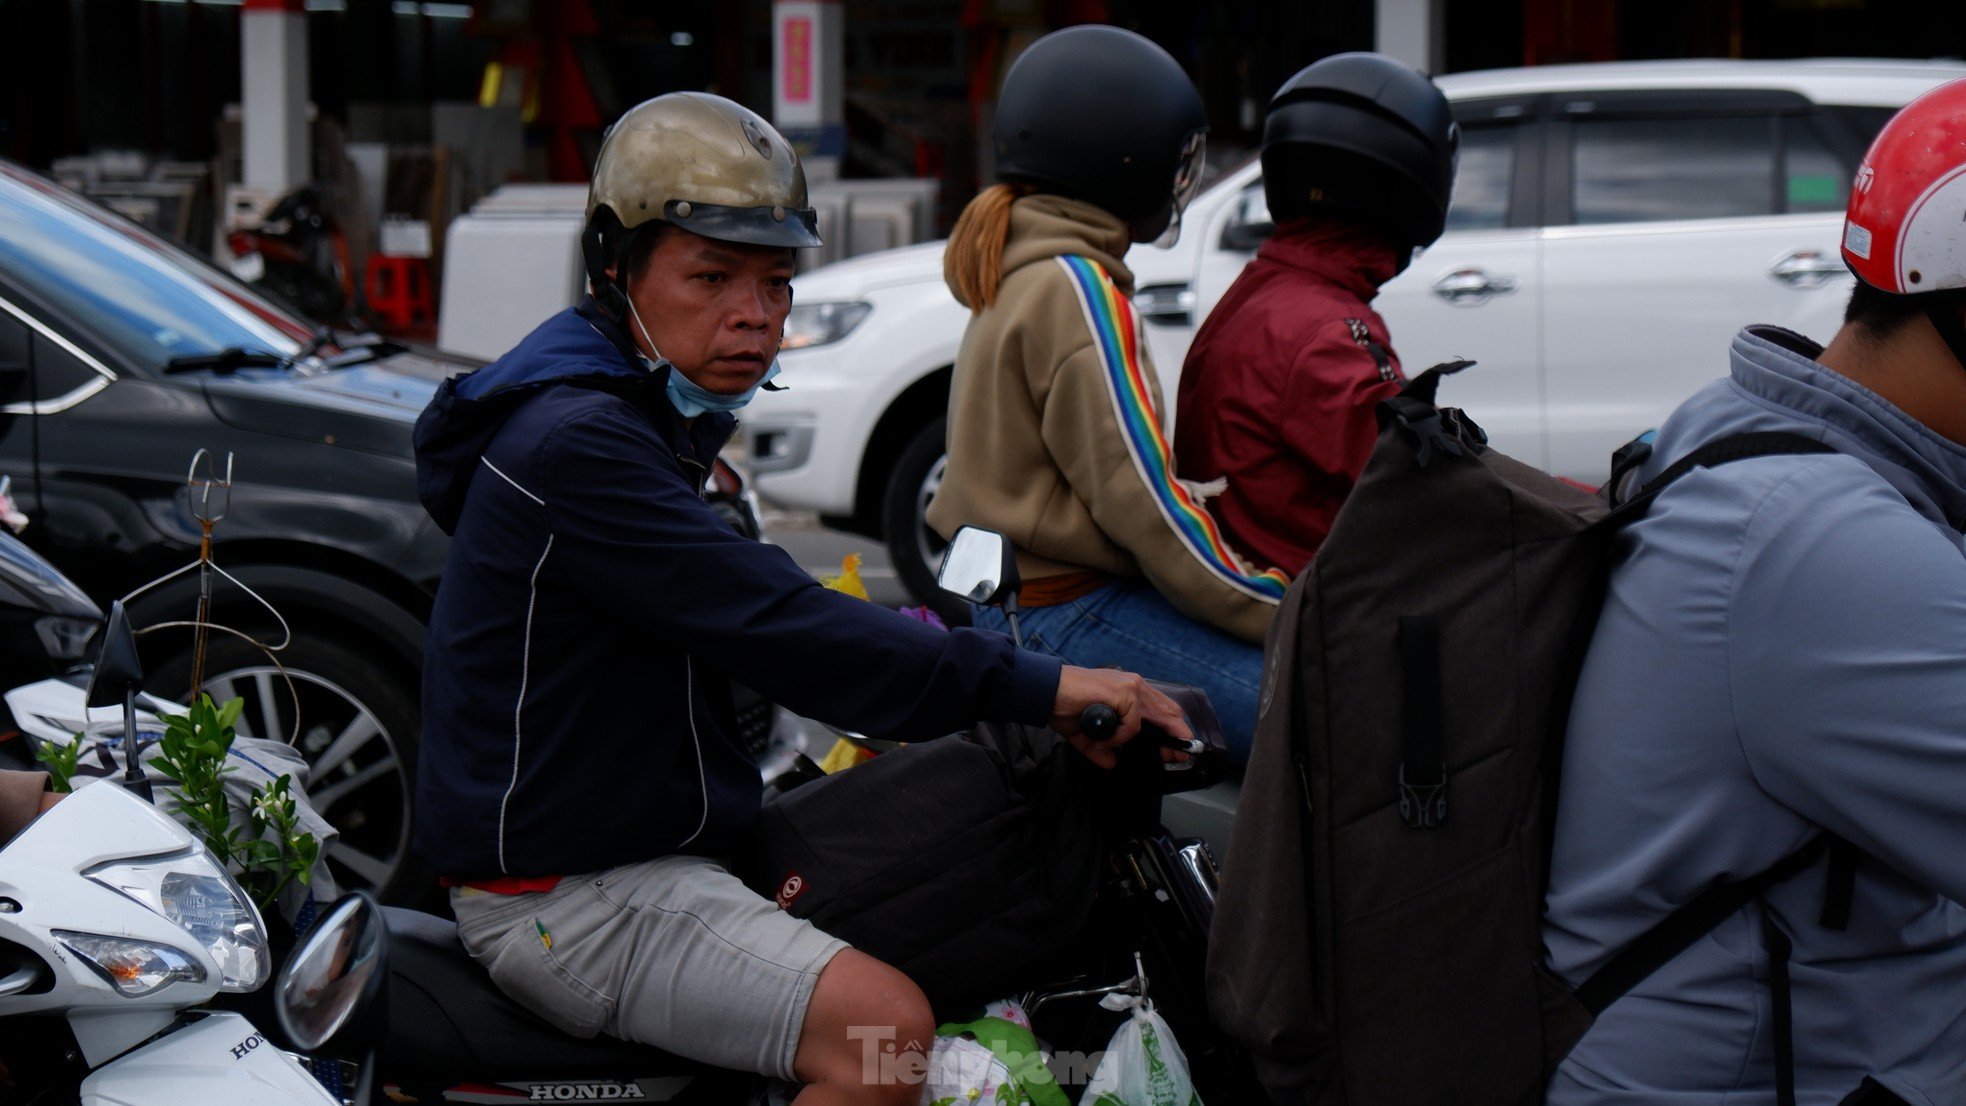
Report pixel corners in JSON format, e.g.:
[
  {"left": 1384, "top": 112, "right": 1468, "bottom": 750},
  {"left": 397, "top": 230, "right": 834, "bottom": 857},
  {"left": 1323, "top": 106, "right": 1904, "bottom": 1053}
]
[{"left": 743, "top": 58, "right": 1966, "bottom": 603}]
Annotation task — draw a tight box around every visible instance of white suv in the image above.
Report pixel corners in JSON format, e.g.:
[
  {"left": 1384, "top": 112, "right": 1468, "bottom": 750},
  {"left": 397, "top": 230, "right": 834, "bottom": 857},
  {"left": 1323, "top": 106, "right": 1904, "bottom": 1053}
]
[{"left": 746, "top": 59, "right": 1966, "bottom": 602}]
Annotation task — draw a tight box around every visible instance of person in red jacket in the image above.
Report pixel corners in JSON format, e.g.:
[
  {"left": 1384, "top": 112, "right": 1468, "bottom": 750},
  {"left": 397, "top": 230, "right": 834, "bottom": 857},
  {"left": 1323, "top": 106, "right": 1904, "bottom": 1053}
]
[{"left": 1177, "top": 53, "right": 1459, "bottom": 576}]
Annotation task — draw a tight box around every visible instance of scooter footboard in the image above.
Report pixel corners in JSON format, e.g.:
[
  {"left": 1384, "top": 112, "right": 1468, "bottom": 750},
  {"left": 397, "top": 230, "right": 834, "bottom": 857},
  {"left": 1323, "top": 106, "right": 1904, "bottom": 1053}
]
[{"left": 79, "top": 1011, "right": 336, "bottom": 1105}]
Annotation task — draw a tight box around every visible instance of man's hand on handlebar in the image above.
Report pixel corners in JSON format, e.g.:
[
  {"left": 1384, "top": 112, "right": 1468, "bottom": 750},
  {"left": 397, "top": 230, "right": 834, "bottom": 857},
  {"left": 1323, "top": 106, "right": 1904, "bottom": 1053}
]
[{"left": 1051, "top": 666, "right": 1194, "bottom": 769}]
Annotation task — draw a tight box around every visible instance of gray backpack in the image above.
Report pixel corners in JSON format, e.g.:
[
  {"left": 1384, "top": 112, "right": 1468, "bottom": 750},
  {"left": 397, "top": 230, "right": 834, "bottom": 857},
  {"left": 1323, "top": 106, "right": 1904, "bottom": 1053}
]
[{"left": 1206, "top": 363, "right": 1851, "bottom": 1106}]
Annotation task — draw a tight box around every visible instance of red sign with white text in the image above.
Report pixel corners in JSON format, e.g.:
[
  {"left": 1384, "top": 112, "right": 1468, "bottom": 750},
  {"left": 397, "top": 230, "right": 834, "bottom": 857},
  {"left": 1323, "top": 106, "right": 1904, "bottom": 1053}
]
[{"left": 783, "top": 17, "right": 813, "bottom": 104}]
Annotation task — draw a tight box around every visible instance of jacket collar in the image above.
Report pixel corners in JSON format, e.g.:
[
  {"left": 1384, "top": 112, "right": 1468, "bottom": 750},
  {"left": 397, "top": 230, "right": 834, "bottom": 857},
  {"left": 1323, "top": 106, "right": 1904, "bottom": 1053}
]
[
  {"left": 1731, "top": 325, "right": 1966, "bottom": 531},
  {"left": 1256, "top": 219, "right": 1402, "bottom": 300},
  {"left": 999, "top": 194, "right": 1136, "bottom": 294},
  {"left": 572, "top": 297, "right": 738, "bottom": 463},
  {"left": 415, "top": 298, "right": 734, "bottom": 533}
]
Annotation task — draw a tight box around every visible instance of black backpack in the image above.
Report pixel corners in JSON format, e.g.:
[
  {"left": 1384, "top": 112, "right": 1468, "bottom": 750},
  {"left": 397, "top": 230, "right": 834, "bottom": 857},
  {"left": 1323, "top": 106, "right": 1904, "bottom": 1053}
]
[{"left": 1206, "top": 363, "right": 1856, "bottom": 1106}]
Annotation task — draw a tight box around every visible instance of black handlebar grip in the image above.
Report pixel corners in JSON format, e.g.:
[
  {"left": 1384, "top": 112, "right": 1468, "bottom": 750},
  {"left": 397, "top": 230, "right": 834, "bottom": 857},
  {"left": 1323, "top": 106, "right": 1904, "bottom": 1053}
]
[{"left": 1079, "top": 703, "right": 1120, "bottom": 743}]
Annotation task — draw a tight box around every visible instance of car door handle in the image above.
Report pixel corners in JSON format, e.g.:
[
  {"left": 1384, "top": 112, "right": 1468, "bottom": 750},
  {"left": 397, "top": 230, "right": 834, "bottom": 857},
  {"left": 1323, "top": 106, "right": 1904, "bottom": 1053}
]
[
  {"left": 1770, "top": 250, "right": 1847, "bottom": 289},
  {"left": 1431, "top": 268, "right": 1518, "bottom": 305}
]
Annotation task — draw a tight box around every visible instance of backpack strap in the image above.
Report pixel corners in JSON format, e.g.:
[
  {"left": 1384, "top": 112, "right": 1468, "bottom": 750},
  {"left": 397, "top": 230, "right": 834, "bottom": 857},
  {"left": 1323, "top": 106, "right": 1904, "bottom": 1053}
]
[
  {"left": 1764, "top": 906, "right": 1800, "bottom": 1106},
  {"left": 1586, "top": 431, "right": 1854, "bottom": 1106},
  {"left": 1382, "top": 358, "right": 1475, "bottom": 416},
  {"left": 1820, "top": 837, "right": 1858, "bottom": 931},
  {"left": 1574, "top": 832, "right": 1860, "bottom": 1106},
  {"left": 1573, "top": 836, "right": 1829, "bottom": 1016},
  {"left": 1376, "top": 360, "right": 1478, "bottom": 469},
  {"left": 1606, "top": 430, "right": 1657, "bottom": 502},
  {"left": 1397, "top": 616, "right": 1447, "bottom": 829},
  {"left": 1605, "top": 431, "right": 1836, "bottom": 524},
  {"left": 1839, "top": 1077, "right": 1913, "bottom": 1106}
]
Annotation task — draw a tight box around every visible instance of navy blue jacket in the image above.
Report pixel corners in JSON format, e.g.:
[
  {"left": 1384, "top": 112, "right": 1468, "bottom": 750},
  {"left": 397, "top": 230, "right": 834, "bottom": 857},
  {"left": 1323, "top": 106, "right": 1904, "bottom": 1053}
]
[{"left": 412, "top": 300, "right": 1062, "bottom": 879}]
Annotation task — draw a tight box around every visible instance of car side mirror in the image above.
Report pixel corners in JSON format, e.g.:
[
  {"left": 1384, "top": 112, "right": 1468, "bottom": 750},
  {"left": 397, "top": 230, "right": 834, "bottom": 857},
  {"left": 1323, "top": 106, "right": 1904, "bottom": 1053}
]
[
  {"left": 278, "top": 891, "right": 388, "bottom": 1104},
  {"left": 1219, "top": 183, "right": 1274, "bottom": 253},
  {"left": 84, "top": 601, "right": 143, "bottom": 709},
  {"left": 936, "top": 526, "right": 1020, "bottom": 608},
  {"left": 1220, "top": 218, "right": 1274, "bottom": 253}
]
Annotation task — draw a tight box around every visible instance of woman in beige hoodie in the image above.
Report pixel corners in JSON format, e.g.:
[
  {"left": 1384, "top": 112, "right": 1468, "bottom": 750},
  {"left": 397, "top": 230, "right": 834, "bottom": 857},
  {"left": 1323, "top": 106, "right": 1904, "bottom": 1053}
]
[{"left": 927, "top": 25, "right": 1286, "bottom": 762}]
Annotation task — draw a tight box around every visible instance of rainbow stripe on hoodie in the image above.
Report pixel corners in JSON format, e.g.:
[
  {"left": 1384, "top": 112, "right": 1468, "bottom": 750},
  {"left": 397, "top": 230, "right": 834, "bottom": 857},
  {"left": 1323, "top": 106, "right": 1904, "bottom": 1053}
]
[{"left": 1057, "top": 254, "right": 1290, "bottom": 602}]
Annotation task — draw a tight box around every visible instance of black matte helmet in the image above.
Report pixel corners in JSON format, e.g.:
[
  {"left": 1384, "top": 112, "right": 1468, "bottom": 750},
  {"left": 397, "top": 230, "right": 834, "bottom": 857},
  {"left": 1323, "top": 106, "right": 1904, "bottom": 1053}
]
[
  {"left": 1262, "top": 52, "right": 1458, "bottom": 261},
  {"left": 992, "top": 25, "right": 1209, "bottom": 245}
]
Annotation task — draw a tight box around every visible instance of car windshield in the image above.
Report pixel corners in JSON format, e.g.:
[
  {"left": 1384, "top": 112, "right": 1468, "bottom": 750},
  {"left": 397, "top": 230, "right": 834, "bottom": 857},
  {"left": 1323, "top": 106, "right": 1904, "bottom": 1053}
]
[{"left": 0, "top": 163, "right": 311, "bottom": 372}]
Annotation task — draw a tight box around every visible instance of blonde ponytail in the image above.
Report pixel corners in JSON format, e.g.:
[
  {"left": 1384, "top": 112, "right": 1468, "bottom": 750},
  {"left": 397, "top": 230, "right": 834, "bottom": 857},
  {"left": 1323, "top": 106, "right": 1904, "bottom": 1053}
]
[{"left": 944, "top": 183, "right": 1036, "bottom": 312}]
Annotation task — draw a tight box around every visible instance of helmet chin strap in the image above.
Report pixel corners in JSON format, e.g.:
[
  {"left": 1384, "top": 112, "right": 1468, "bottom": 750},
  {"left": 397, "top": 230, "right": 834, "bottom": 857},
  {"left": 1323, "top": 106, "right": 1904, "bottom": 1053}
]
[
  {"left": 1927, "top": 301, "right": 1966, "bottom": 376},
  {"left": 580, "top": 217, "right": 637, "bottom": 322},
  {"left": 625, "top": 298, "right": 668, "bottom": 368}
]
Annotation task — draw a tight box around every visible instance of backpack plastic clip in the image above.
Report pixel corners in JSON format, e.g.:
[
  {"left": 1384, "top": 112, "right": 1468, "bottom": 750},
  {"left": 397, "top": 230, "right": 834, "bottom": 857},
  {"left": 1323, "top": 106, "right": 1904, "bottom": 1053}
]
[
  {"left": 1393, "top": 408, "right": 1465, "bottom": 469},
  {"left": 1398, "top": 762, "right": 1448, "bottom": 829}
]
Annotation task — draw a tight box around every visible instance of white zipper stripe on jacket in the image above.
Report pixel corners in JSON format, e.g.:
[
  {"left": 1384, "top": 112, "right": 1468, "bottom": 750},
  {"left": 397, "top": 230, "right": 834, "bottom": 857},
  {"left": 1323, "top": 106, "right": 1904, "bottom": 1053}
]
[
  {"left": 482, "top": 457, "right": 545, "bottom": 506},
  {"left": 497, "top": 534, "right": 555, "bottom": 873},
  {"left": 676, "top": 656, "right": 710, "bottom": 848}
]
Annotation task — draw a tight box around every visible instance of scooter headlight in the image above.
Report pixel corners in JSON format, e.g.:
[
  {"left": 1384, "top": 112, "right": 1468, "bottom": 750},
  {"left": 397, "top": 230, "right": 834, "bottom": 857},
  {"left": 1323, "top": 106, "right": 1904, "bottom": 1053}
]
[
  {"left": 54, "top": 931, "right": 205, "bottom": 997},
  {"left": 86, "top": 851, "right": 269, "bottom": 992}
]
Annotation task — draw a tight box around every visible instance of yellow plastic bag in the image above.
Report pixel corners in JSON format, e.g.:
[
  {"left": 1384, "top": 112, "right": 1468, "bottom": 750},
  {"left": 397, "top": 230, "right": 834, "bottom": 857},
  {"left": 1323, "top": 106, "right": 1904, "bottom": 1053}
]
[
  {"left": 817, "top": 553, "right": 870, "bottom": 600},
  {"left": 816, "top": 737, "right": 874, "bottom": 774},
  {"left": 814, "top": 553, "right": 879, "bottom": 772}
]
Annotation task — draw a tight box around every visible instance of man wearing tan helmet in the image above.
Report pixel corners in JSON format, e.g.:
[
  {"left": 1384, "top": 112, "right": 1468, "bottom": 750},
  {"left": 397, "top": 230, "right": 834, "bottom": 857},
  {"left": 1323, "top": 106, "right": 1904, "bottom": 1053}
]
[{"left": 410, "top": 93, "right": 1188, "bottom": 1103}]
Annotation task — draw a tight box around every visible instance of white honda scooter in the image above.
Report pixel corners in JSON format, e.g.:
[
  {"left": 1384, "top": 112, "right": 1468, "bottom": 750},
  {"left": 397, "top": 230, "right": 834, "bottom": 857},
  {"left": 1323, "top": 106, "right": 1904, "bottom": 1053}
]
[
  {"left": 0, "top": 575, "right": 383, "bottom": 1105},
  {"left": 0, "top": 778, "right": 355, "bottom": 1104}
]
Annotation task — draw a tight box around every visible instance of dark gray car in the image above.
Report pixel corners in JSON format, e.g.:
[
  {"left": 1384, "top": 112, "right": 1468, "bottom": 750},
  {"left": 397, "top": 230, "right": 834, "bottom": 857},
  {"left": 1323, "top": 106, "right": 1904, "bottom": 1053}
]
[{"left": 0, "top": 159, "right": 465, "bottom": 903}]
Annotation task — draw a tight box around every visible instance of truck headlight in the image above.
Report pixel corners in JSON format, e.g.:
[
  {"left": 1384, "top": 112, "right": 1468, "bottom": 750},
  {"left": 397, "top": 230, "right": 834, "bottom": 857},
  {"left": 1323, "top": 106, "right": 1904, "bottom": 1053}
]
[
  {"left": 782, "top": 302, "right": 872, "bottom": 350},
  {"left": 87, "top": 850, "right": 269, "bottom": 992}
]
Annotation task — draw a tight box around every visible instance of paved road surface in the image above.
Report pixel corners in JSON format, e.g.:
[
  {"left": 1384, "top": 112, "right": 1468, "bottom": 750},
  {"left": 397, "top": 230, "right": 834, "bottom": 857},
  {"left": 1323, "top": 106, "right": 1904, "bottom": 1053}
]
[{"left": 761, "top": 508, "right": 914, "bottom": 609}]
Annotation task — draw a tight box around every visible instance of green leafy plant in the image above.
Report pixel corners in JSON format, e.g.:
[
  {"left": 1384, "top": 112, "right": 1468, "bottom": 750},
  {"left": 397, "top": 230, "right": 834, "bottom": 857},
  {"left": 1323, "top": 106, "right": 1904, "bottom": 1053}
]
[
  {"left": 148, "top": 694, "right": 318, "bottom": 913},
  {"left": 32, "top": 736, "right": 81, "bottom": 794}
]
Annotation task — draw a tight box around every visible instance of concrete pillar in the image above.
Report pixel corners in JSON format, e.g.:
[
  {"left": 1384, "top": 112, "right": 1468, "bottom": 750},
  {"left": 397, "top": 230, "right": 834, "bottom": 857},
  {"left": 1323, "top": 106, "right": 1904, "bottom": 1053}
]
[
  {"left": 241, "top": 0, "right": 310, "bottom": 197},
  {"left": 771, "top": 0, "right": 844, "bottom": 182},
  {"left": 1375, "top": 0, "right": 1446, "bottom": 75}
]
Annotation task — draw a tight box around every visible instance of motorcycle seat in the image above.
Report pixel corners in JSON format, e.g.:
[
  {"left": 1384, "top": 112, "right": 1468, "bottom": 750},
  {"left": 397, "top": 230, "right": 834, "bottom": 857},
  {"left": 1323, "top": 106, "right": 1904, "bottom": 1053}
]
[{"left": 380, "top": 906, "right": 709, "bottom": 1081}]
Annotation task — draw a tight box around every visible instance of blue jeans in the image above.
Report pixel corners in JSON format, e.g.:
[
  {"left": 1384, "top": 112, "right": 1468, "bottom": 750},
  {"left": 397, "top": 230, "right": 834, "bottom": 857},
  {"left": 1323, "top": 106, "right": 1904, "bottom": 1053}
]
[{"left": 975, "top": 580, "right": 1262, "bottom": 764}]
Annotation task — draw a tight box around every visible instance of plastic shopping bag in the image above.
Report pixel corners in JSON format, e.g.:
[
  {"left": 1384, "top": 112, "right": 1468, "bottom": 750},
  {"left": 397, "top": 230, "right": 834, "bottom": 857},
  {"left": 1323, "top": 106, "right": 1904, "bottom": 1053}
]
[
  {"left": 921, "top": 1000, "right": 1067, "bottom": 1106},
  {"left": 818, "top": 552, "right": 871, "bottom": 600},
  {"left": 1080, "top": 995, "right": 1202, "bottom": 1106}
]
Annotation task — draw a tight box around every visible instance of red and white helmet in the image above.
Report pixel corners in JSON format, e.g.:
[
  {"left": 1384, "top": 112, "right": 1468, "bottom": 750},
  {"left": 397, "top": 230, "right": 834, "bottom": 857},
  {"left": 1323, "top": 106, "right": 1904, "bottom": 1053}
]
[{"left": 1843, "top": 77, "right": 1966, "bottom": 295}]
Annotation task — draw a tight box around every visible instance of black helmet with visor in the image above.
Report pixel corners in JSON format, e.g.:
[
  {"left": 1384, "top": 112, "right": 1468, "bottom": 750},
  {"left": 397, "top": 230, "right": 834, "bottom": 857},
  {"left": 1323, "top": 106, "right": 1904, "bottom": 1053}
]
[{"left": 990, "top": 25, "right": 1209, "bottom": 246}]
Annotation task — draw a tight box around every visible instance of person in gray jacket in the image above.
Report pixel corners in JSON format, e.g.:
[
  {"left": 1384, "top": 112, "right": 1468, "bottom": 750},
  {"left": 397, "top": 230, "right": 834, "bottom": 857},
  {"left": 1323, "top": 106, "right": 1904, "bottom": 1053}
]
[{"left": 1544, "top": 79, "right": 1966, "bottom": 1105}]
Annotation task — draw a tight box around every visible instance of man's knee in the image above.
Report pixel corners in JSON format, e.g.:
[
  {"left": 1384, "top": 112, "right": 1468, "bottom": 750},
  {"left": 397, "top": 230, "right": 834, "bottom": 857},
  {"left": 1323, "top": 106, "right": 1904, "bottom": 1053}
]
[{"left": 795, "top": 949, "right": 934, "bottom": 1105}]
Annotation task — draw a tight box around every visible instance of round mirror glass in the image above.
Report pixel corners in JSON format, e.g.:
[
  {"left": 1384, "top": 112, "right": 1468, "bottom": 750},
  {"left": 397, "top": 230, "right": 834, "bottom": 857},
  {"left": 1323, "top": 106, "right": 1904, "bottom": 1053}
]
[{"left": 276, "top": 894, "right": 383, "bottom": 1052}]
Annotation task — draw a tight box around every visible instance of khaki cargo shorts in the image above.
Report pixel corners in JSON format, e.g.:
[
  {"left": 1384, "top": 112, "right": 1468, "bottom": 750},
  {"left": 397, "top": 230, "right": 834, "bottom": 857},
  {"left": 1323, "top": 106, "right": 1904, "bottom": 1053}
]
[{"left": 450, "top": 854, "right": 849, "bottom": 1080}]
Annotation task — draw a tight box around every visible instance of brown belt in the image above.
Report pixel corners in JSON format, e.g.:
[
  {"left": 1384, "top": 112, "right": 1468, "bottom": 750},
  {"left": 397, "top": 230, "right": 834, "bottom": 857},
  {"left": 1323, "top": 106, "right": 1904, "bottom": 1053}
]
[{"left": 1018, "top": 569, "right": 1113, "bottom": 608}]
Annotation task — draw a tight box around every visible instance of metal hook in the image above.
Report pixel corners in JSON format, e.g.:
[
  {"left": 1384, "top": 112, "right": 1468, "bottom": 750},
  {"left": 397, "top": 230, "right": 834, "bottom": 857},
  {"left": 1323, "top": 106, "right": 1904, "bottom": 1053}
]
[
  {"left": 119, "top": 451, "right": 288, "bottom": 705},
  {"left": 186, "top": 449, "right": 234, "bottom": 527},
  {"left": 118, "top": 560, "right": 293, "bottom": 654},
  {"left": 1023, "top": 952, "right": 1150, "bottom": 1021},
  {"left": 133, "top": 621, "right": 303, "bottom": 744}
]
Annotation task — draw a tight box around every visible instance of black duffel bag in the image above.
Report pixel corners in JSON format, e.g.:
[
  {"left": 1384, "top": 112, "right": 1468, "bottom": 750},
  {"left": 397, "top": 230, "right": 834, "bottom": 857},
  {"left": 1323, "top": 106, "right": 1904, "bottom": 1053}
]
[{"left": 736, "top": 726, "right": 1100, "bottom": 1011}]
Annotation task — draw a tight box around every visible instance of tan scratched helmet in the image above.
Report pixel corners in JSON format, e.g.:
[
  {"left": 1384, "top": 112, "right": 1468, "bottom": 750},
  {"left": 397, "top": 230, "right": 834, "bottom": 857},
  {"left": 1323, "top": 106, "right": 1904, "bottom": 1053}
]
[{"left": 582, "top": 92, "right": 821, "bottom": 314}]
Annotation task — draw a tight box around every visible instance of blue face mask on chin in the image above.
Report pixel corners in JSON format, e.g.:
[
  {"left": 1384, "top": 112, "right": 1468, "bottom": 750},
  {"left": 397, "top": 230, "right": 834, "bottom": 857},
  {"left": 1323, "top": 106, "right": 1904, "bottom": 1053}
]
[
  {"left": 654, "top": 354, "right": 781, "bottom": 418},
  {"left": 627, "top": 299, "right": 780, "bottom": 418}
]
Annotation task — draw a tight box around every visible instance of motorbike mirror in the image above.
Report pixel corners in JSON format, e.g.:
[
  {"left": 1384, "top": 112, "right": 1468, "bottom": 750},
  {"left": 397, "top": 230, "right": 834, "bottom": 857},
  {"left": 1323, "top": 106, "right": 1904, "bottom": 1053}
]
[
  {"left": 276, "top": 891, "right": 389, "bottom": 1058},
  {"left": 84, "top": 601, "right": 143, "bottom": 709},
  {"left": 936, "top": 526, "right": 1020, "bottom": 607}
]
